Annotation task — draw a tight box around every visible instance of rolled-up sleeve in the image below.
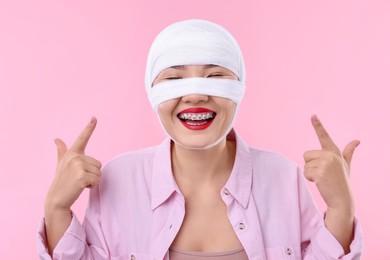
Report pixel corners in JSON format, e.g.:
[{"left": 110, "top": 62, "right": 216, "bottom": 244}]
[
  {"left": 37, "top": 213, "right": 89, "bottom": 259},
  {"left": 308, "top": 217, "right": 363, "bottom": 259},
  {"left": 297, "top": 167, "right": 363, "bottom": 259},
  {"left": 37, "top": 185, "right": 109, "bottom": 260}
]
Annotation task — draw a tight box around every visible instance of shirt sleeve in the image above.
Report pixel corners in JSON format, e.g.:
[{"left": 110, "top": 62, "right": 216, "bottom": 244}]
[
  {"left": 305, "top": 218, "right": 363, "bottom": 259},
  {"left": 37, "top": 186, "right": 109, "bottom": 259},
  {"left": 297, "top": 167, "right": 363, "bottom": 259},
  {"left": 37, "top": 213, "right": 91, "bottom": 259}
]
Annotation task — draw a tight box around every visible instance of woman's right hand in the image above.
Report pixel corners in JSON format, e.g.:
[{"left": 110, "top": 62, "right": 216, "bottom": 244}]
[{"left": 45, "top": 117, "right": 102, "bottom": 212}]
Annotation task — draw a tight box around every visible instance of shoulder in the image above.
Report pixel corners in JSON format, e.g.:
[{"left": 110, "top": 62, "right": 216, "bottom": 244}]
[
  {"left": 100, "top": 144, "right": 160, "bottom": 186},
  {"left": 249, "top": 146, "right": 299, "bottom": 172},
  {"left": 246, "top": 146, "right": 303, "bottom": 190},
  {"left": 234, "top": 133, "right": 300, "bottom": 179},
  {"left": 103, "top": 145, "right": 157, "bottom": 172},
  {"left": 247, "top": 146, "right": 307, "bottom": 206},
  {"left": 91, "top": 145, "right": 161, "bottom": 221}
]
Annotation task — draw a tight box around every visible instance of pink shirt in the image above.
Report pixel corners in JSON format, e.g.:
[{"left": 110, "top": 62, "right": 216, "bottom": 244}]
[{"left": 37, "top": 133, "right": 363, "bottom": 259}]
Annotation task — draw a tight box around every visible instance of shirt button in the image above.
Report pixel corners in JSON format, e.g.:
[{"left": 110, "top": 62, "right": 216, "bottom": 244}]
[
  {"left": 131, "top": 255, "right": 136, "bottom": 260},
  {"left": 284, "top": 247, "right": 292, "bottom": 256},
  {"left": 238, "top": 222, "right": 245, "bottom": 230},
  {"left": 223, "top": 188, "right": 230, "bottom": 195}
]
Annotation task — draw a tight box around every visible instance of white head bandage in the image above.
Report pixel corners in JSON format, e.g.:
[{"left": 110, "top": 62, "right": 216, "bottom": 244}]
[
  {"left": 145, "top": 19, "right": 246, "bottom": 109},
  {"left": 144, "top": 19, "right": 246, "bottom": 149},
  {"left": 149, "top": 77, "right": 245, "bottom": 111}
]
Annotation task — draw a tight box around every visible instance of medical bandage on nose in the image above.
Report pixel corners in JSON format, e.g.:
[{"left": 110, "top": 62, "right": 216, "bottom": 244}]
[{"left": 149, "top": 77, "right": 246, "bottom": 111}]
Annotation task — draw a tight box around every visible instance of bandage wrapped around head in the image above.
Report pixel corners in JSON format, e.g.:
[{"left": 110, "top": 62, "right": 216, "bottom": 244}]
[{"left": 145, "top": 19, "right": 246, "bottom": 149}]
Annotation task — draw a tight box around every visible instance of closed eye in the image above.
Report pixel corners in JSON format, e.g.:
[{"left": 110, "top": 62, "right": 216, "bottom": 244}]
[
  {"left": 165, "top": 77, "right": 182, "bottom": 80},
  {"left": 208, "top": 74, "right": 224, "bottom": 78}
]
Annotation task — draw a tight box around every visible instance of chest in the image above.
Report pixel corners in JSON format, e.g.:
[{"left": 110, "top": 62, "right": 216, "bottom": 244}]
[
  {"left": 171, "top": 191, "right": 243, "bottom": 252},
  {"left": 100, "top": 189, "right": 304, "bottom": 260}
]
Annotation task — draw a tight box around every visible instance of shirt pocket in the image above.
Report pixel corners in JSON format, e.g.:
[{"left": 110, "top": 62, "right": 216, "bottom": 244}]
[
  {"left": 265, "top": 245, "right": 301, "bottom": 260},
  {"left": 111, "top": 252, "right": 152, "bottom": 260}
]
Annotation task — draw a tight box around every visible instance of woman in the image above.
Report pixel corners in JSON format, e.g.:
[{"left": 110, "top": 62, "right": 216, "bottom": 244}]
[{"left": 38, "top": 19, "right": 363, "bottom": 259}]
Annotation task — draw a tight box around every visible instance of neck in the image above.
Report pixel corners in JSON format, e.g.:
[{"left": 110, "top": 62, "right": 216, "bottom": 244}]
[{"left": 171, "top": 138, "right": 236, "bottom": 186}]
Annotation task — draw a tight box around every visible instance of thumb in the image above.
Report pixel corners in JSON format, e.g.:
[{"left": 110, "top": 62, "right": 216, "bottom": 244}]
[
  {"left": 342, "top": 140, "right": 360, "bottom": 167},
  {"left": 54, "top": 138, "right": 68, "bottom": 161}
]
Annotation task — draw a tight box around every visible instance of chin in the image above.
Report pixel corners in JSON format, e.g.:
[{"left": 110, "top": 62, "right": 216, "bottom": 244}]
[{"left": 172, "top": 135, "right": 224, "bottom": 150}]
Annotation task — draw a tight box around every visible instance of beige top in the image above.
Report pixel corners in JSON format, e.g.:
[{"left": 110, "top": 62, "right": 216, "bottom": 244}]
[{"left": 169, "top": 247, "right": 249, "bottom": 260}]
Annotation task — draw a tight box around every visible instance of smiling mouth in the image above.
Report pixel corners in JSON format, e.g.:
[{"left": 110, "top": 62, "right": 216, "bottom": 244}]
[
  {"left": 177, "top": 112, "right": 216, "bottom": 125},
  {"left": 177, "top": 108, "right": 217, "bottom": 130}
]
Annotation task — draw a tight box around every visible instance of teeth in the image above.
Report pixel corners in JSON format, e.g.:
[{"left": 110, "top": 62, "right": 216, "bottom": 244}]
[
  {"left": 186, "top": 120, "right": 208, "bottom": 126},
  {"left": 178, "top": 112, "right": 215, "bottom": 120}
]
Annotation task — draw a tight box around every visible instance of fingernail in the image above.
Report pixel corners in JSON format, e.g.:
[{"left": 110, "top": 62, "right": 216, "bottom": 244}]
[
  {"left": 313, "top": 114, "right": 320, "bottom": 123},
  {"left": 356, "top": 141, "right": 361, "bottom": 147},
  {"left": 90, "top": 117, "right": 96, "bottom": 124}
]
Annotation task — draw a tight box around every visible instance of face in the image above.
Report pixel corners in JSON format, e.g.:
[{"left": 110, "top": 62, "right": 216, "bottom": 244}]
[{"left": 153, "top": 65, "right": 238, "bottom": 149}]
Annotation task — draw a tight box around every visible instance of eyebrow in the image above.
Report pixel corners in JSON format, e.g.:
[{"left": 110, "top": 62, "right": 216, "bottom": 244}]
[{"left": 169, "top": 64, "right": 219, "bottom": 70}]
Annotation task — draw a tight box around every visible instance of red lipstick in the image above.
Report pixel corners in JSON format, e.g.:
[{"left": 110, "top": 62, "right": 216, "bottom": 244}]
[
  {"left": 177, "top": 107, "right": 216, "bottom": 131},
  {"left": 178, "top": 107, "right": 214, "bottom": 113}
]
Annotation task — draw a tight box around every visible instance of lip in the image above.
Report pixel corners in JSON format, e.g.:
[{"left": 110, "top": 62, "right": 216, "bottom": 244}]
[
  {"left": 178, "top": 107, "right": 215, "bottom": 114},
  {"left": 177, "top": 107, "right": 216, "bottom": 131}
]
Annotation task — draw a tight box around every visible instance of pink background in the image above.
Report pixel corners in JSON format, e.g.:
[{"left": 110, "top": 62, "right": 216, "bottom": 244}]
[{"left": 1, "top": 0, "right": 389, "bottom": 258}]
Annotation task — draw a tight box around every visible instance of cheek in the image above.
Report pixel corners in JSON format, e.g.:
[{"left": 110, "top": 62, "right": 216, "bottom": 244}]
[
  {"left": 216, "top": 99, "right": 236, "bottom": 116},
  {"left": 213, "top": 100, "right": 236, "bottom": 126},
  {"left": 157, "top": 99, "right": 180, "bottom": 119},
  {"left": 223, "top": 103, "right": 237, "bottom": 123}
]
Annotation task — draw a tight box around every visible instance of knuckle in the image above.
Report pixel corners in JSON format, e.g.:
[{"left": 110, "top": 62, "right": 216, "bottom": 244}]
[
  {"left": 333, "top": 149, "right": 342, "bottom": 157},
  {"left": 76, "top": 171, "right": 87, "bottom": 181},
  {"left": 90, "top": 177, "right": 100, "bottom": 187},
  {"left": 317, "top": 169, "right": 326, "bottom": 178},
  {"left": 303, "top": 151, "right": 314, "bottom": 162},
  {"left": 68, "top": 152, "right": 80, "bottom": 158},
  {"left": 73, "top": 161, "right": 86, "bottom": 171},
  {"left": 325, "top": 152, "right": 335, "bottom": 161},
  {"left": 319, "top": 159, "right": 328, "bottom": 168},
  {"left": 96, "top": 160, "right": 102, "bottom": 169},
  {"left": 69, "top": 154, "right": 83, "bottom": 163},
  {"left": 82, "top": 179, "right": 91, "bottom": 187},
  {"left": 303, "top": 170, "right": 313, "bottom": 182},
  {"left": 329, "top": 153, "right": 341, "bottom": 163}
]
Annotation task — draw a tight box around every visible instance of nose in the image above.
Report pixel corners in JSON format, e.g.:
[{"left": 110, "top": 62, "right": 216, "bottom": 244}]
[{"left": 181, "top": 94, "right": 209, "bottom": 104}]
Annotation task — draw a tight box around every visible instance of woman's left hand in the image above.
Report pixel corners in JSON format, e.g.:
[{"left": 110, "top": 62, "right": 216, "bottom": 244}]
[
  {"left": 303, "top": 115, "right": 360, "bottom": 253},
  {"left": 303, "top": 115, "right": 359, "bottom": 210}
]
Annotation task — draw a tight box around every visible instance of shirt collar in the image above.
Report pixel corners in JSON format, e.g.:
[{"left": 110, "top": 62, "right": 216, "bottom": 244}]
[
  {"left": 224, "top": 130, "right": 253, "bottom": 208},
  {"left": 150, "top": 137, "right": 177, "bottom": 210},
  {"left": 150, "top": 130, "right": 253, "bottom": 210}
]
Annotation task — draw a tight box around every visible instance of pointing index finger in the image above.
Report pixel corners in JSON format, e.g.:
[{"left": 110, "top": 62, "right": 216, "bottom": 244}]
[
  {"left": 311, "top": 114, "right": 338, "bottom": 150},
  {"left": 70, "top": 117, "right": 97, "bottom": 153}
]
